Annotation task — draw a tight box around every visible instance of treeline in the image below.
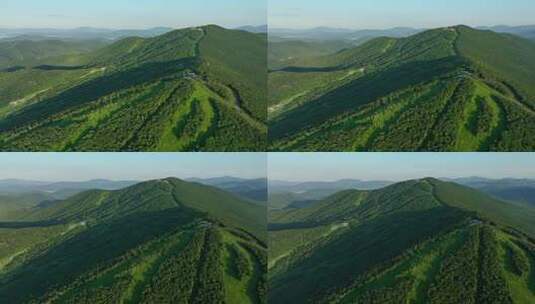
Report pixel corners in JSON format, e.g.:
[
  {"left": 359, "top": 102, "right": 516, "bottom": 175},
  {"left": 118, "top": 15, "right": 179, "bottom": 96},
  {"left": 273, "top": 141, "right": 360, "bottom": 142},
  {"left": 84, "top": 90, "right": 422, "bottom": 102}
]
[
  {"left": 228, "top": 244, "right": 251, "bottom": 280},
  {"left": 141, "top": 230, "right": 206, "bottom": 303},
  {"left": 476, "top": 226, "right": 513, "bottom": 304},
  {"left": 239, "top": 241, "right": 267, "bottom": 304},
  {"left": 191, "top": 229, "right": 225, "bottom": 304}
]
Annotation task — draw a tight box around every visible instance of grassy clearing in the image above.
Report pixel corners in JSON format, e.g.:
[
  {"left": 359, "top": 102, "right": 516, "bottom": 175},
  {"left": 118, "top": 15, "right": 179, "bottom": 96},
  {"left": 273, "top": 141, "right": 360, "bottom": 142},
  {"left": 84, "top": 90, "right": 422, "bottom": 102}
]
[
  {"left": 122, "top": 231, "right": 192, "bottom": 303},
  {"left": 156, "top": 81, "right": 216, "bottom": 151},
  {"left": 495, "top": 230, "right": 535, "bottom": 304},
  {"left": 455, "top": 80, "right": 503, "bottom": 151},
  {"left": 220, "top": 229, "right": 263, "bottom": 304},
  {"left": 61, "top": 81, "right": 169, "bottom": 151},
  {"left": 338, "top": 229, "right": 464, "bottom": 304}
]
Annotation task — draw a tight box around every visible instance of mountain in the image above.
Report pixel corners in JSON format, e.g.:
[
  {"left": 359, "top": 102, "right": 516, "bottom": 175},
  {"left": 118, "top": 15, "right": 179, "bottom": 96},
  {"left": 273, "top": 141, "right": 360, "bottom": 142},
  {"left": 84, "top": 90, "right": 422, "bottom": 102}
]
[
  {"left": 269, "top": 27, "right": 422, "bottom": 41},
  {"left": 0, "top": 192, "right": 52, "bottom": 220},
  {"left": 269, "top": 25, "right": 535, "bottom": 151},
  {"left": 0, "top": 39, "right": 109, "bottom": 69},
  {"left": 269, "top": 179, "right": 392, "bottom": 193},
  {"left": 237, "top": 25, "right": 268, "bottom": 33},
  {"left": 269, "top": 178, "right": 535, "bottom": 303},
  {"left": 0, "top": 178, "right": 138, "bottom": 194},
  {"left": 0, "top": 27, "right": 173, "bottom": 41},
  {"left": 0, "top": 25, "right": 267, "bottom": 151},
  {"left": 268, "top": 39, "right": 354, "bottom": 69},
  {"left": 0, "top": 178, "right": 267, "bottom": 303},
  {"left": 188, "top": 177, "right": 268, "bottom": 202},
  {"left": 479, "top": 25, "right": 535, "bottom": 41},
  {"left": 268, "top": 179, "right": 393, "bottom": 209},
  {"left": 451, "top": 177, "right": 535, "bottom": 207}
]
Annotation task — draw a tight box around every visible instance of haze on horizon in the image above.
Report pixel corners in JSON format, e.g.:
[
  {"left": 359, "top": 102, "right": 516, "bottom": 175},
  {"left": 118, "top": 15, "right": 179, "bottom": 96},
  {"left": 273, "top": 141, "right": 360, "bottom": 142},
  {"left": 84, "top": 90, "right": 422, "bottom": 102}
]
[
  {"left": 0, "top": 153, "right": 267, "bottom": 182},
  {"left": 269, "top": 0, "right": 535, "bottom": 30},
  {"left": 0, "top": 0, "right": 266, "bottom": 30},
  {"left": 268, "top": 153, "right": 535, "bottom": 182}
]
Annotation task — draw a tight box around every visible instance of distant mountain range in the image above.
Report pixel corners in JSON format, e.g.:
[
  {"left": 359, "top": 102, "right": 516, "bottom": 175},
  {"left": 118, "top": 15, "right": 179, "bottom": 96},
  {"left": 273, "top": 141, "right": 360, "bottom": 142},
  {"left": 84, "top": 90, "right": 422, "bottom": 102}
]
[
  {"left": 237, "top": 25, "right": 268, "bottom": 33},
  {"left": 0, "top": 25, "right": 268, "bottom": 41},
  {"left": 269, "top": 25, "right": 535, "bottom": 41},
  {"left": 270, "top": 26, "right": 423, "bottom": 42},
  {"left": 0, "top": 178, "right": 137, "bottom": 193},
  {"left": 188, "top": 176, "right": 267, "bottom": 202},
  {"left": 270, "top": 179, "right": 392, "bottom": 194},
  {"left": 449, "top": 177, "right": 535, "bottom": 207},
  {"left": 0, "top": 27, "right": 174, "bottom": 41}
]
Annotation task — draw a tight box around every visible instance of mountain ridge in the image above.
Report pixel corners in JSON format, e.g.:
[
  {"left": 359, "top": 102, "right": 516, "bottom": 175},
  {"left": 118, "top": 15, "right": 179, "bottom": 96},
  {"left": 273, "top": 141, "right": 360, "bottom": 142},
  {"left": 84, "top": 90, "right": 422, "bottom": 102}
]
[
  {"left": 269, "top": 178, "right": 535, "bottom": 303},
  {"left": 269, "top": 25, "right": 535, "bottom": 151},
  {"left": 0, "top": 25, "right": 267, "bottom": 151},
  {"left": 0, "top": 177, "right": 267, "bottom": 303}
]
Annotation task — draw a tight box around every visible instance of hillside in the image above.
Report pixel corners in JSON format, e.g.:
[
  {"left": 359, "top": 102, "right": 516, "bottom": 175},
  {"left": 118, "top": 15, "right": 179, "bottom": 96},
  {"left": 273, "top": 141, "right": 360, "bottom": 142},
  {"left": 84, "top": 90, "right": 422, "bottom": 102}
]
[
  {"left": 269, "top": 178, "right": 535, "bottom": 303},
  {"left": 269, "top": 26, "right": 535, "bottom": 151},
  {"left": 0, "top": 178, "right": 267, "bottom": 303},
  {"left": 0, "top": 25, "right": 267, "bottom": 151},
  {"left": 268, "top": 39, "right": 354, "bottom": 69},
  {"left": 0, "top": 39, "right": 108, "bottom": 69}
]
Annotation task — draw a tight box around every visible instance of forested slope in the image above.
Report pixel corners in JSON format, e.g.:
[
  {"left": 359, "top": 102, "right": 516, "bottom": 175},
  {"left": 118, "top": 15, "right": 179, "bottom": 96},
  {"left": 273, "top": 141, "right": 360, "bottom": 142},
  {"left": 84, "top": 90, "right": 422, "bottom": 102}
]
[
  {"left": 269, "top": 26, "right": 535, "bottom": 151},
  {"left": 269, "top": 178, "right": 535, "bottom": 303},
  {"left": 0, "top": 25, "right": 266, "bottom": 151},
  {"left": 0, "top": 178, "right": 267, "bottom": 303}
]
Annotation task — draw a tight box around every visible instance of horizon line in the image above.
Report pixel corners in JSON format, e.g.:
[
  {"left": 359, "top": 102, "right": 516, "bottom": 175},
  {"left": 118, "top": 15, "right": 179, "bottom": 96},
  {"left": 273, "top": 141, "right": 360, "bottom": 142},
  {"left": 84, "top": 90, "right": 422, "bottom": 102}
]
[
  {"left": 0, "top": 23, "right": 266, "bottom": 31},
  {"left": 268, "top": 23, "right": 535, "bottom": 31}
]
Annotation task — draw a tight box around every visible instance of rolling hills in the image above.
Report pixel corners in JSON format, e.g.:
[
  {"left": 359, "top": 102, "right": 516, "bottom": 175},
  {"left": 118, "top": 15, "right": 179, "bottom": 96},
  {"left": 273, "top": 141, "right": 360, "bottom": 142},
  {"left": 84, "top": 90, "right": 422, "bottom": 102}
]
[
  {"left": 269, "top": 178, "right": 535, "bottom": 303},
  {"left": 268, "top": 179, "right": 393, "bottom": 209},
  {"left": 0, "top": 27, "right": 173, "bottom": 41},
  {"left": 189, "top": 177, "right": 268, "bottom": 203},
  {"left": 0, "top": 177, "right": 267, "bottom": 303},
  {"left": 269, "top": 25, "right": 535, "bottom": 151},
  {"left": 0, "top": 25, "right": 267, "bottom": 151},
  {"left": 452, "top": 177, "right": 535, "bottom": 208}
]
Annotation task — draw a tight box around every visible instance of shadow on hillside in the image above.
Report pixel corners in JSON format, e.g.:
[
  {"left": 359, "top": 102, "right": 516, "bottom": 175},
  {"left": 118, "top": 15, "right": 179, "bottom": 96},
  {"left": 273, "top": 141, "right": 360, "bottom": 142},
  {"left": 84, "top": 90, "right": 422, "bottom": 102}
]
[
  {"left": 1, "top": 66, "right": 25, "bottom": 73},
  {"left": 269, "top": 56, "right": 468, "bottom": 139},
  {"left": 0, "top": 220, "right": 61, "bottom": 228},
  {"left": 32, "top": 65, "right": 87, "bottom": 71},
  {"left": 0, "top": 207, "right": 202, "bottom": 303},
  {"left": 0, "top": 57, "right": 199, "bottom": 132},
  {"left": 269, "top": 207, "right": 469, "bottom": 303},
  {"left": 270, "top": 65, "right": 346, "bottom": 73}
]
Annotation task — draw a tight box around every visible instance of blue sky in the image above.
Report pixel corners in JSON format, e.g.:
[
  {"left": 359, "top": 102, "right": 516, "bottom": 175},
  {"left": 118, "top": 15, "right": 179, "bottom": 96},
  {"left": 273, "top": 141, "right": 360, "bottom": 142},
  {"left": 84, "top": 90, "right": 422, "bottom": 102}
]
[
  {"left": 1, "top": 0, "right": 266, "bottom": 29},
  {"left": 0, "top": 153, "right": 266, "bottom": 182},
  {"left": 270, "top": 0, "right": 535, "bottom": 29},
  {"left": 269, "top": 153, "right": 535, "bottom": 182}
]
